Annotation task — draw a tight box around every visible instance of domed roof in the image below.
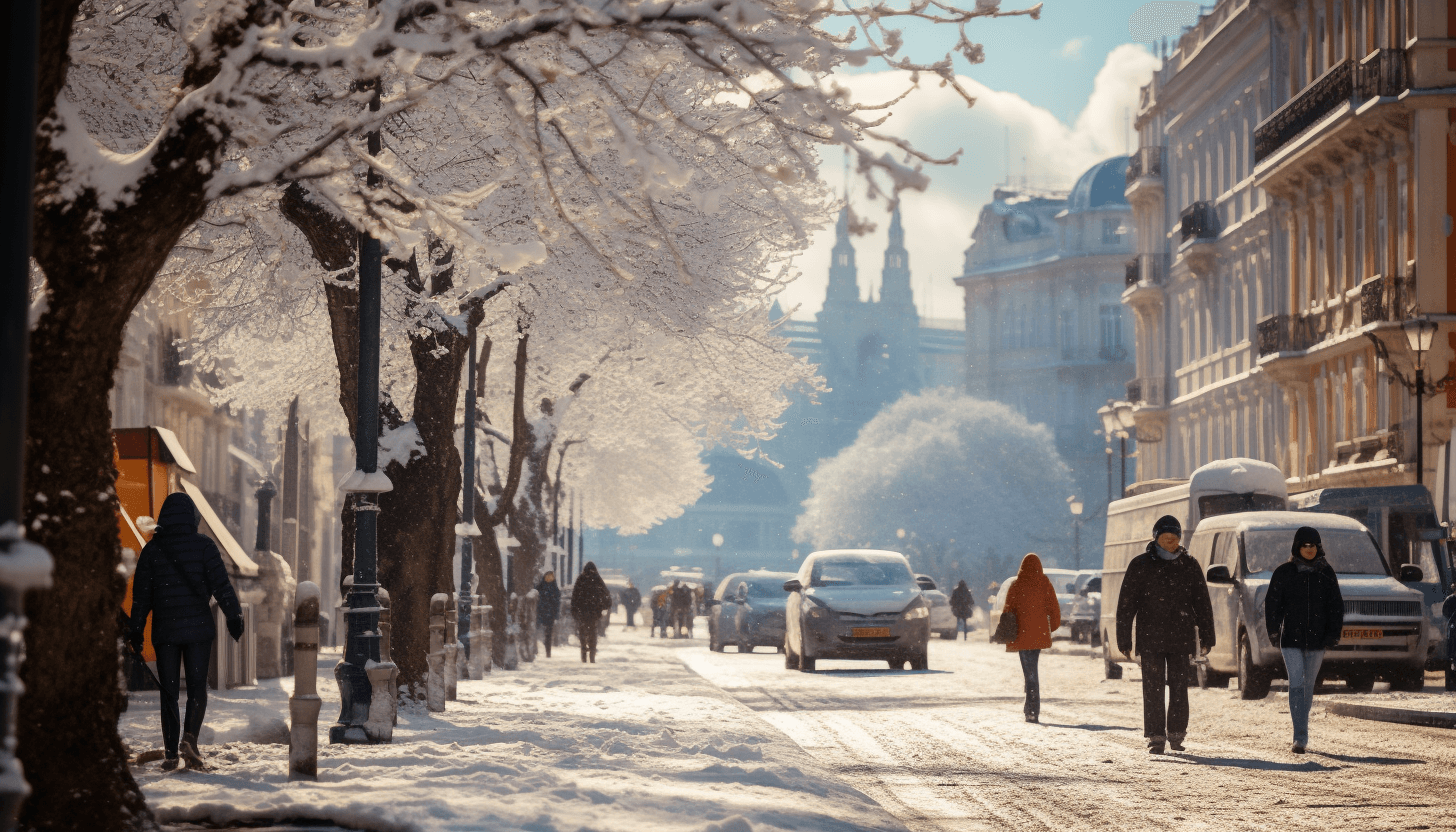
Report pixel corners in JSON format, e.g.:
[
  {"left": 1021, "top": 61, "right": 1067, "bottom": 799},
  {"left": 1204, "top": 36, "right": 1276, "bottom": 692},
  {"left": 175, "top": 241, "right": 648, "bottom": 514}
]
[{"left": 1066, "top": 156, "right": 1130, "bottom": 213}]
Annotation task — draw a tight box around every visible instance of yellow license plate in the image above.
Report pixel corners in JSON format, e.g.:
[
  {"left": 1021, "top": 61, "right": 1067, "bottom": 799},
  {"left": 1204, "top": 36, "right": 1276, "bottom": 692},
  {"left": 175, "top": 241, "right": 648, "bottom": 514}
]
[
  {"left": 852, "top": 627, "right": 891, "bottom": 638},
  {"left": 1342, "top": 628, "right": 1384, "bottom": 640}
]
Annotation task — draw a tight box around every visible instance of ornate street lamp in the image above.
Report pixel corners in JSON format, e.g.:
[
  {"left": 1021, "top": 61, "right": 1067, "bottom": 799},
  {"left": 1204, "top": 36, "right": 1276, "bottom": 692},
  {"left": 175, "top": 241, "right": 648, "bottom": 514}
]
[
  {"left": 1403, "top": 318, "right": 1438, "bottom": 486},
  {"left": 1099, "top": 404, "right": 1128, "bottom": 498},
  {"left": 1068, "top": 498, "right": 1084, "bottom": 570}
]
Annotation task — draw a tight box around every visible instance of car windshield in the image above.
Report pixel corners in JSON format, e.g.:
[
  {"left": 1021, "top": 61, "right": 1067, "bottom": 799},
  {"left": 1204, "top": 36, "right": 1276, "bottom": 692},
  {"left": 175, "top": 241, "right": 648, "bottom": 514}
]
[
  {"left": 1243, "top": 529, "right": 1390, "bottom": 575},
  {"left": 1042, "top": 570, "right": 1079, "bottom": 594},
  {"left": 744, "top": 578, "right": 788, "bottom": 597},
  {"left": 809, "top": 556, "right": 912, "bottom": 587}
]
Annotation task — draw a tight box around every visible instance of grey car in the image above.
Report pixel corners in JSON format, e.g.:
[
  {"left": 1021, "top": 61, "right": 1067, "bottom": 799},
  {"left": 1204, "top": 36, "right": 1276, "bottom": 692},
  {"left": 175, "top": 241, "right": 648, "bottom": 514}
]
[
  {"left": 783, "top": 549, "right": 931, "bottom": 671},
  {"left": 707, "top": 571, "right": 794, "bottom": 653}
]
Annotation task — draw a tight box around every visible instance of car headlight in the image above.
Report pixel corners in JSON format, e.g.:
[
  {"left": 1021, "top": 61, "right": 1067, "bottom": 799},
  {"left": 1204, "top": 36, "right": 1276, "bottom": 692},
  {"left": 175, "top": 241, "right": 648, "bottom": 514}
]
[{"left": 901, "top": 602, "right": 930, "bottom": 620}]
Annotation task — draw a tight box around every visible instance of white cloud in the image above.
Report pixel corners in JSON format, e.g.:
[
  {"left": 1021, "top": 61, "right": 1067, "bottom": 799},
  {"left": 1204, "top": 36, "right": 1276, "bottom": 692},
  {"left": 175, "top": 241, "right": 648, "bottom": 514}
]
[
  {"left": 775, "top": 44, "right": 1159, "bottom": 325},
  {"left": 1061, "top": 37, "right": 1089, "bottom": 59}
]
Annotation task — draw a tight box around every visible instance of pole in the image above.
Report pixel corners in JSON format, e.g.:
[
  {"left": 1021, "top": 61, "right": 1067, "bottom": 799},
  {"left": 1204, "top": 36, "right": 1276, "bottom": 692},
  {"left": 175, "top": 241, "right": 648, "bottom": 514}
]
[
  {"left": 1416, "top": 369, "right": 1425, "bottom": 486},
  {"left": 332, "top": 82, "right": 388, "bottom": 744},
  {"left": 1119, "top": 435, "right": 1128, "bottom": 497},
  {"left": 1073, "top": 520, "right": 1081, "bottom": 571},
  {"left": 0, "top": 0, "right": 54, "bottom": 824},
  {"left": 459, "top": 331, "right": 476, "bottom": 664},
  {"left": 1105, "top": 445, "right": 1113, "bottom": 507}
]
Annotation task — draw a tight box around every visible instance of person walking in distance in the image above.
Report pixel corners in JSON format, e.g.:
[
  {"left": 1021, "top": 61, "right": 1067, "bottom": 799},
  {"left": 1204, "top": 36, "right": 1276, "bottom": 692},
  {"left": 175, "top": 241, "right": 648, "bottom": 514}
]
[
  {"left": 949, "top": 580, "right": 976, "bottom": 640},
  {"left": 1115, "top": 515, "right": 1214, "bottom": 754},
  {"left": 621, "top": 582, "right": 642, "bottom": 630},
  {"left": 127, "top": 492, "right": 245, "bottom": 771},
  {"left": 1265, "top": 527, "right": 1344, "bottom": 754},
  {"left": 1000, "top": 554, "right": 1060, "bottom": 723},
  {"left": 571, "top": 562, "right": 613, "bottom": 662},
  {"left": 670, "top": 580, "right": 693, "bottom": 638},
  {"left": 535, "top": 571, "right": 562, "bottom": 658}
]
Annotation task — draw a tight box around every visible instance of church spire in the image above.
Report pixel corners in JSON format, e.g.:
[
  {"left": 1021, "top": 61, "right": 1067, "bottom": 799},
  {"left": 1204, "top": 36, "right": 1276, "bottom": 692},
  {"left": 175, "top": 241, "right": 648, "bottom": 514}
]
[
  {"left": 826, "top": 205, "right": 859, "bottom": 305},
  {"left": 879, "top": 205, "right": 913, "bottom": 308}
]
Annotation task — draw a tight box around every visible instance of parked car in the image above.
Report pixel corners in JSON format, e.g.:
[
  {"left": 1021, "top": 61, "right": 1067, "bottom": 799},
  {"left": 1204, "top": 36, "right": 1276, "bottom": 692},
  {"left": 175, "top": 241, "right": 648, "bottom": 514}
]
[
  {"left": 707, "top": 570, "right": 794, "bottom": 653},
  {"left": 783, "top": 550, "right": 930, "bottom": 671},
  {"left": 987, "top": 574, "right": 1017, "bottom": 640},
  {"left": 1042, "top": 567, "right": 1079, "bottom": 637},
  {"left": 1067, "top": 570, "right": 1102, "bottom": 645},
  {"left": 914, "top": 575, "right": 958, "bottom": 639},
  {"left": 1188, "top": 511, "right": 1429, "bottom": 697}
]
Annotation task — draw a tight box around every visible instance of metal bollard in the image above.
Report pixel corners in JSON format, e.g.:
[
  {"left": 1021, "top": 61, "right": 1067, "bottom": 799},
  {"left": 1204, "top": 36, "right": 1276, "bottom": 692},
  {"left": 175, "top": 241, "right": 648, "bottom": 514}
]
[
  {"left": 289, "top": 581, "right": 322, "bottom": 780},
  {"left": 427, "top": 594, "right": 447, "bottom": 711},
  {"left": 444, "top": 592, "right": 458, "bottom": 699}
]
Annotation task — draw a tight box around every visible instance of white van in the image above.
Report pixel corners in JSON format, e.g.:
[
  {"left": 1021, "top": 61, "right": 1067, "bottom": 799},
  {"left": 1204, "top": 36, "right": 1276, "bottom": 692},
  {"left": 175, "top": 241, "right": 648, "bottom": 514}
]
[
  {"left": 1189, "top": 512, "right": 1428, "bottom": 696},
  {"left": 1100, "top": 458, "right": 1287, "bottom": 678}
]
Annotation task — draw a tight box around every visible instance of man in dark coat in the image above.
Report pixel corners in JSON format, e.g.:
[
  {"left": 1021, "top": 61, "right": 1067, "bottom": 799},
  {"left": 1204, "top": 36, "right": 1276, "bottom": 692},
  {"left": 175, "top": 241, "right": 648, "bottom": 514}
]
[
  {"left": 949, "top": 580, "right": 976, "bottom": 639},
  {"left": 621, "top": 582, "right": 642, "bottom": 629},
  {"left": 670, "top": 581, "right": 694, "bottom": 638},
  {"left": 570, "top": 562, "right": 613, "bottom": 662},
  {"left": 1115, "top": 515, "right": 1214, "bottom": 754},
  {"left": 1265, "top": 526, "right": 1343, "bottom": 753},
  {"left": 128, "top": 492, "right": 245, "bottom": 770},
  {"left": 535, "top": 572, "right": 562, "bottom": 658}
]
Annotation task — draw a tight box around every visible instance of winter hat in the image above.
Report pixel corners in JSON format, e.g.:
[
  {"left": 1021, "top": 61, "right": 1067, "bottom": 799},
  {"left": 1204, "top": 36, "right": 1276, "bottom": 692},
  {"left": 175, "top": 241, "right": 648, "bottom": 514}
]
[
  {"left": 1291, "top": 526, "right": 1324, "bottom": 558},
  {"left": 1152, "top": 515, "right": 1182, "bottom": 538}
]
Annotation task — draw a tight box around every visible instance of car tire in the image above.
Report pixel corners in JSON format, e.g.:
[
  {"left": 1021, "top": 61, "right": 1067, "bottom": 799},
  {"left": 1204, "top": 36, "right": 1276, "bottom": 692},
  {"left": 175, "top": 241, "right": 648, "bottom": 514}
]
[
  {"left": 776, "top": 644, "right": 785, "bottom": 654},
  {"left": 738, "top": 643, "right": 752, "bottom": 654},
  {"left": 887, "top": 659, "right": 900, "bottom": 669},
  {"left": 1102, "top": 638, "right": 1123, "bottom": 680},
  {"left": 784, "top": 640, "right": 797, "bottom": 670},
  {"left": 800, "top": 656, "right": 816, "bottom": 672},
  {"left": 938, "top": 630, "right": 955, "bottom": 640},
  {"left": 1388, "top": 668, "right": 1425, "bottom": 692},
  {"left": 1345, "top": 672, "right": 1376, "bottom": 693},
  {"left": 1238, "top": 632, "right": 1271, "bottom": 700},
  {"left": 911, "top": 650, "right": 928, "bottom": 671}
]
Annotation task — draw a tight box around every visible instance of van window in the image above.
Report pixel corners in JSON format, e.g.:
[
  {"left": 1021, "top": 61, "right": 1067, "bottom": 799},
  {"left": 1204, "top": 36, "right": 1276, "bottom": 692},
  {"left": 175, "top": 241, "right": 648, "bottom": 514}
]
[
  {"left": 1243, "top": 529, "right": 1389, "bottom": 575},
  {"left": 1214, "top": 533, "right": 1238, "bottom": 568},
  {"left": 1198, "top": 492, "right": 1286, "bottom": 518},
  {"left": 1188, "top": 532, "right": 1217, "bottom": 567}
]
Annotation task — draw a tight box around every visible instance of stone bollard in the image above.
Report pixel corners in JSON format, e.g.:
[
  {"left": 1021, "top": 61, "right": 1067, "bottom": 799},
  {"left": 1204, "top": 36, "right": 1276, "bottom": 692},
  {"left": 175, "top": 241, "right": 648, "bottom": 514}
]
[
  {"left": 502, "top": 593, "right": 519, "bottom": 670},
  {"left": 289, "top": 581, "right": 322, "bottom": 780},
  {"left": 444, "top": 593, "right": 458, "bottom": 700},
  {"left": 373, "top": 587, "right": 399, "bottom": 733},
  {"left": 427, "top": 594, "right": 447, "bottom": 711},
  {"left": 470, "top": 599, "right": 492, "bottom": 677}
]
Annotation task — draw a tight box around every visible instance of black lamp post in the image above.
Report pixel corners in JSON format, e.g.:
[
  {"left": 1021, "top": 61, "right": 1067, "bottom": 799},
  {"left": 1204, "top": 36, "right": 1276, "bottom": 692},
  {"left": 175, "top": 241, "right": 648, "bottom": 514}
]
[
  {"left": 0, "top": 0, "right": 53, "bottom": 823},
  {"left": 1403, "top": 318, "right": 1438, "bottom": 486},
  {"left": 1098, "top": 404, "right": 1128, "bottom": 498},
  {"left": 1068, "top": 497, "right": 1084, "bottom": 570},
  {"left": 458, "top": 330, "right": 477, "bottom": 663},
  {"left": 332, "top": 84, "right": 389, "bottom": 745}
]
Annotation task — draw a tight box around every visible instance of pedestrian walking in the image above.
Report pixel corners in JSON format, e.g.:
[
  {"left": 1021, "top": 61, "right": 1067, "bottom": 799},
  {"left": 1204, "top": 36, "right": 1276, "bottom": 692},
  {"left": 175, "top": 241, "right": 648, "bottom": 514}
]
[
  {"left": 535, "top": 571, "right": 562, "bottom": 658},
  {"left": 571, "top": 562, "right": 612, "bottom": 663},
  {"left": 621, "top": 582, "right": 642, "bottom": 629},
  {"left": 1264, "top": 526, "right": 1344, "bottom": 754},
  {"left": 1115, "top": 515, "right": 1215, "bottom": 754},
  {"left": 670, "top": 581, "right": 694, "bottom": 638},
  {"left": 127, "top": 492, "right": 245, "bottom": 771},
  {"left": 949, "top": 580, "right": 976, "bottom": 640},
  {"left": 730, "top": 581, "right": 752, "bottom": 652},
  {"left": 1443, "top": 584, "right": 1456, "bottom": 691},
  {"left": 999, "top": 554, "right": 1060, "bottom": 723},
  {"left": 650, "top": 585, "right": 670, "bottom": 637}
]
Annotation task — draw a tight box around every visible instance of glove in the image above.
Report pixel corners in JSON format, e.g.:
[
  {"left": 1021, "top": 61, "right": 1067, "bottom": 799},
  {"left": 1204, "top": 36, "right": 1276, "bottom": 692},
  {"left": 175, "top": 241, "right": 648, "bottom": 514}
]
[{"left": 227, "top": 615, "right": 245, "bottom": 642}]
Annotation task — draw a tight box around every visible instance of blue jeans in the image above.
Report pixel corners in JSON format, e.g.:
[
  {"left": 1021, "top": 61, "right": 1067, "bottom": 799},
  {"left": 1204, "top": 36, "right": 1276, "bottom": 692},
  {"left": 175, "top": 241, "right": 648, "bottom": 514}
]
[
  {"left": 1281, "top": 647, "right": 1325, "bottom": 745},
  {"left": 956, "top": 618, "right": 972, "bottom": 637},
  {"left": 1019, "top": 649, "right": 1041, "bottom": 716}
]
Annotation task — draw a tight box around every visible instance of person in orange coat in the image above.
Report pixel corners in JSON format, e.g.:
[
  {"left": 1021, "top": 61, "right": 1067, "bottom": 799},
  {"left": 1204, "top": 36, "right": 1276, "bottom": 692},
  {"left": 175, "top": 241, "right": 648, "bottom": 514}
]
[{"left": 1002, "top": 553, "right": 1061, "bottom": 723}]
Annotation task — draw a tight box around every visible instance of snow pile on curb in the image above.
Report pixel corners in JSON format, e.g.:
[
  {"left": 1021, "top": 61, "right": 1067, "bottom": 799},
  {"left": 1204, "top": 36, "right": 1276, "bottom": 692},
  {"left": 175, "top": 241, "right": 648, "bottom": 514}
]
[{"left": 122, "top": 628, "right": 906, "bottom": 832}]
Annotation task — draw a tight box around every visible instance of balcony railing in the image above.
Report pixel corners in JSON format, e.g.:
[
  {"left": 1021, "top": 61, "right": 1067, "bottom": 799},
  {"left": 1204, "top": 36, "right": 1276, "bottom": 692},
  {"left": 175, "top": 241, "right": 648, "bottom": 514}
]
[
  {"left": 1355, "top": 48, "right": 1407, "bottom": 100},
  {"left": 1126, "top": 253, "right": 1169, "bottom": 287},
  {"left": 1125, "top": 146, "right": 1164, "bottom": 185},
  {"left": 1254, "top": 49, "right": 1407, "bottom": 163},
  {"left": 1126, "top": 377, "right": 1165, "bottom": 408},
  {"left": 1256, "top": 313, "right": 1322, "bottom": 357},
  {"left": 1125, "top": 260, "right": 1139, "bottom": 287},
  {"left": 1359, "top": 273, "right": 1413, "bottom": 324},
  {"left": 1179, "top": 201, "right": 1218, "bottom": 244}
]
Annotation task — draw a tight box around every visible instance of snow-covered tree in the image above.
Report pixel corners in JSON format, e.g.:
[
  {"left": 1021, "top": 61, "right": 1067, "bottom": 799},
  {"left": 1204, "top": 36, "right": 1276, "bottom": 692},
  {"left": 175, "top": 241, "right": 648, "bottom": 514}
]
[
  {"left": 25, "top": 0, "right": 1041, "bottom": 825},
  {"left": 792, "top": 389, "right": 1076, "bottom": 586}
]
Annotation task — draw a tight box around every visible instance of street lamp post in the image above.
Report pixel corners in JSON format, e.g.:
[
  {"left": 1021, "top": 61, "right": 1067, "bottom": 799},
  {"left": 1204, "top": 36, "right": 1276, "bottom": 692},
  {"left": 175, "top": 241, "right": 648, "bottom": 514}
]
[
  {"left": 712, "top": 533, "right": 724, "bottom": 587},
  {"left": 0, "top": 0, "right": 55, "bottom": 823},
  {"left": 1098, "top": 405, "right": 1128, "bottom": 499},
  {"left": 1403, "top": 319, "right": 1438, "bottom": 487},
  {"left": 332, "top": 83, "right": 391, "bottom": 745},
  {"left": 1068, "top": 498, "right": 1084, "bottom": 570},
  {"left": 457, "top": 329, "right": 477, "bottom": 667}
]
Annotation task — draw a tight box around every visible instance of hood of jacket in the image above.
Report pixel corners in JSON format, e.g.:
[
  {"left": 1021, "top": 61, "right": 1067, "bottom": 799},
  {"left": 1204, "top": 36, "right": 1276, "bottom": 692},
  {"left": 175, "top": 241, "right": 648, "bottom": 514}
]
[
  {"left": 157, "top": 492, "right": 202, "bottom": 533},
  {"left": 1015, "top": 553, "right": 1045, "bottom": 582}
]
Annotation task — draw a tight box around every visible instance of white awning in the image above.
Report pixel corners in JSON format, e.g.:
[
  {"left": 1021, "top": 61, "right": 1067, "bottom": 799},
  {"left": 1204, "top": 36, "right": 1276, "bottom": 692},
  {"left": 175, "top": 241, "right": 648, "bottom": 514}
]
[
  {"left": 179, "top": 479, "right": 259, "bottom": 577},
  {"left": 153, "top": 426, "right": 197, "bottom": 473},
  {"left": 227, "top": 444, "right": 268, "bottom": 478}
]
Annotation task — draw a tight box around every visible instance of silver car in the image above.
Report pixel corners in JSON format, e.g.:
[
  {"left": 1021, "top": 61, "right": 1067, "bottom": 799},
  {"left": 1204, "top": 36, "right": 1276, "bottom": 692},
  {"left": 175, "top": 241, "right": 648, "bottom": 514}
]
[
  {"left": 915, "top": 575, "right": 959, "bottom": 639},
  {"left": 783, "top": 550, "right": 931, "bottom": 671}
]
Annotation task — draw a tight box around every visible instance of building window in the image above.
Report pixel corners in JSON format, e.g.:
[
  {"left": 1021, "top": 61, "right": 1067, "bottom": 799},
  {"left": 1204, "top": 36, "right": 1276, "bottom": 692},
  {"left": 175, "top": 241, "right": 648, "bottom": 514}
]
[
  {"left": 1398, "top": 170, "right": 1408, "bottom": 275},
  {"left": 1101, "top": 218, "right": 1122, "bottom": 245},
  {"left": 1354, "top": 193, "right": 1365, "bottom": 282},
  {"left": 1058, "top": 309, "right": 1075, "bottom": 357},
  {"left": 1375, "top": 181, "right": 1388, "bottom": 277},
  {"left": 1099, "top": 304, "right": 1124, "bottom": 360}
]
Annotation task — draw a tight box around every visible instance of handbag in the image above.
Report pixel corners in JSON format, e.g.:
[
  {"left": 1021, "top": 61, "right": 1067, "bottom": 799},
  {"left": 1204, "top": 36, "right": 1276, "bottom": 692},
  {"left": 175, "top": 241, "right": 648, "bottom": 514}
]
[{"left": 990, "top": 610, "right": 1018, "bottom": 644}]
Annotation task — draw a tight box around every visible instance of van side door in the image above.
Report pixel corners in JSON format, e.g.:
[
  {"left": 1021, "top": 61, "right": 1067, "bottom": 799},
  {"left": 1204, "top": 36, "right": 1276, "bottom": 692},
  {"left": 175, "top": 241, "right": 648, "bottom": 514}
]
[{"left": 1207, "top": 532, "right": 1241, "bottom": 673}]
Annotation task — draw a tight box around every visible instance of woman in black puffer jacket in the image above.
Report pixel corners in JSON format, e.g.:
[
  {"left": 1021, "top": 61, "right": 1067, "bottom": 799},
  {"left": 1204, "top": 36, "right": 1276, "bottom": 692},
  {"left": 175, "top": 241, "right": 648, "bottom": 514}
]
[
  {"left": 1264, "top": 526, "right": 1343, "bottom": 755},
  {"left": 128, "top": 492, "right": 245, "bottom": 770}
]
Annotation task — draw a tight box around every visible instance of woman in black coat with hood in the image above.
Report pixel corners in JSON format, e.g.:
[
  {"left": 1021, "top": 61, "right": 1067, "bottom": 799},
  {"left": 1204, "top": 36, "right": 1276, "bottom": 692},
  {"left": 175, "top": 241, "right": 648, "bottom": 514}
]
[
  {"left": 128, "top": 492, "right": 245, "bottom": 770},
  {"left": 535, "top": 571, "right": 562, "bottom": 658},
  {"left": 949, "top": 580, "right": 975, "bottom": 639},
  {"left": 571, "top": 562, "right": 613, "bottom": 663},
  {"left": 1265, "top": 525, "right": 1344, "bottom": 754}
]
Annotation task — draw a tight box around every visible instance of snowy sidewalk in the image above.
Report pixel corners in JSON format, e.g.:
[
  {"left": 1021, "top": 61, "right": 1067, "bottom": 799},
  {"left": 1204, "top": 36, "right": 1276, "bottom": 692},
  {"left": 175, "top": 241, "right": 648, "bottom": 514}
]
[{"left": 122, "top": 626, "right": 907, "bottom": 832}]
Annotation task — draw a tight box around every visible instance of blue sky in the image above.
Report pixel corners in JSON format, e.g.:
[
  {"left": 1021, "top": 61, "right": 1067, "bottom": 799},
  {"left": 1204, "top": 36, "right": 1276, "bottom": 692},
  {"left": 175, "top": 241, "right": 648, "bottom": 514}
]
[{"left": 776, "top": 1, "right": 1195, "bottom": 322}]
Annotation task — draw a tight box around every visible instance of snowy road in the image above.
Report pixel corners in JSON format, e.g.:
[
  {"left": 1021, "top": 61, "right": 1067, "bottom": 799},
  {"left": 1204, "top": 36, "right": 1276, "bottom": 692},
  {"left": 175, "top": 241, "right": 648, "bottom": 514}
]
[{"left": 681, "top": 636, "right": 1456, "bottom": 832}]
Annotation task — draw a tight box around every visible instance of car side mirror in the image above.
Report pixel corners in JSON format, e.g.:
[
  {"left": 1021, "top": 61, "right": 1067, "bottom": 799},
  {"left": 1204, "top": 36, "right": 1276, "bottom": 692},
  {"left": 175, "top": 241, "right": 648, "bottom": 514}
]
[
  {"left": 1399, "top": 564, "right": 1424, "bottom": 583},
  {"left": 1206, "top": 565, "right": 1232, "bottom": 584},
  {"left": 782, "top": 579, "right": 802, "bottom": 593}
]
